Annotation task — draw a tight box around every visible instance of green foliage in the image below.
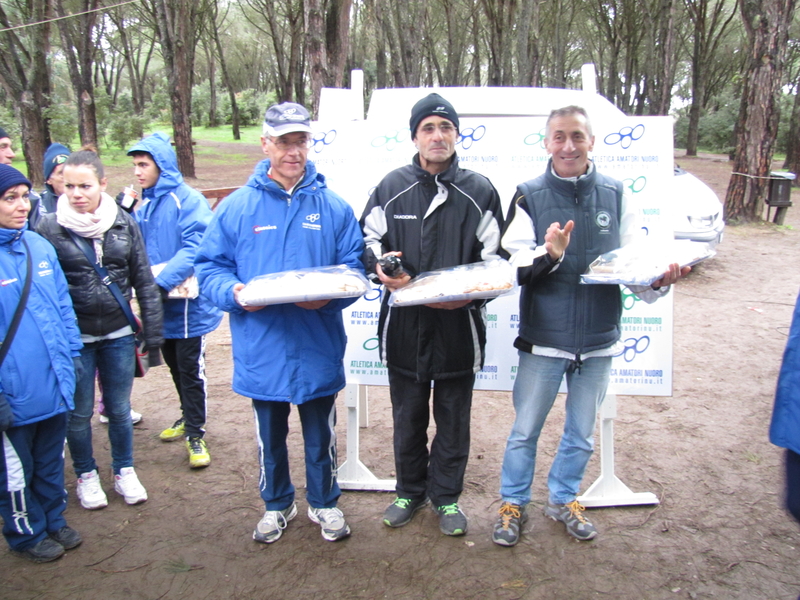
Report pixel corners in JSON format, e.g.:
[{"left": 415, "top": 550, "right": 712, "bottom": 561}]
[
  {"left": 673, "top": 91, "right": 739, "bottom": 154},
  {"left": 106, "top": 111, "right": 149, "bottom": 150},
  {"left": 42, "top": 102, "right": 78, "bottom": 146},
  {"left": 191, "top": 81, "right": 275, "bottom": 128},
  {"left": 0, "top": 104, "right": 19, "bottom": 140}
]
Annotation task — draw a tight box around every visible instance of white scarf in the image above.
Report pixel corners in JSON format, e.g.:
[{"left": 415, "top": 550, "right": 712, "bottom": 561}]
[{"left": 56, "top": 191, "right": 119, "bottom": 265}]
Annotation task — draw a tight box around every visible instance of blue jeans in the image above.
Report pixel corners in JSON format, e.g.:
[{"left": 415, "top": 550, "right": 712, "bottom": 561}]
[
  {"left": 68, "top": 335, "right": 135, "bottom": 476},
  {"left": 500, "top": 351, "right": 611, "bottom": 506}
]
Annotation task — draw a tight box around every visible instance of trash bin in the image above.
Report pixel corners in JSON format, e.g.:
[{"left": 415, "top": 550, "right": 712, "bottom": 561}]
[{"left": 767, "top": 171, "right": 795, "bottom": 225}]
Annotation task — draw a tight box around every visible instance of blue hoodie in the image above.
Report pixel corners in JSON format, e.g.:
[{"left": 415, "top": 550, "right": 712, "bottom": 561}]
[
  {"left": 194, "top": 159, "right": 364, "bottom": 403},
  {"left": 0, "top": 226, "right": 82, "bottom": 425},
  {"left": 128, "top": 133, "right": 222, "bottom": 338}
]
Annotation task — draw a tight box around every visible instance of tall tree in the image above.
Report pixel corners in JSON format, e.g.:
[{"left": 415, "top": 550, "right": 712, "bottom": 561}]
[
  {"left": 244, "top": 0, "right": 305, "bottom": 103},
  {"left": 206, "top": 0, "right": 240, "bottom": 139},
  {"left": 151, "top": 0, "right": 206, "bottom": 177},
  {"left": 0, "top": 0, "right": 52, "bottom": 186},
  {"left": 107, "top": 4, "right": 157, "bottom": 117},
  {"left": 684, "top": 0, "right": 740, "bottom": 155},
  {"left": 54, "top": 0, "right": 100, "bottom": 149},
  {"left": 725, "top": 0, "right": 797, "bottom": 221}
]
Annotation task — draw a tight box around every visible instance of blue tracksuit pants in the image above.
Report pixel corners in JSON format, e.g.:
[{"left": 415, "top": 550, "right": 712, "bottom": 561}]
[
  {"left": 0, "top": 412, "right": 69, "bottom": 551},
  {"left": 252, "top": 395, "right": 340, "bottom": 511}
]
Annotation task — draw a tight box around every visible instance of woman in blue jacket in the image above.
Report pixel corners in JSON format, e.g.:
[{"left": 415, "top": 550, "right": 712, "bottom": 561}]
[{"left": 0, "top": 164, "right": 84, "bottom": 563}]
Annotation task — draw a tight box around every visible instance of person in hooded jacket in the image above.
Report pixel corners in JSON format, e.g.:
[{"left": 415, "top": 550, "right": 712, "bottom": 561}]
[
  {"left": 0, "top": 164, "right": 84, "bottom": 563},
  {"left": 36, "top": 148, "right": 163, "bottom": 511},
  {"left": 126, "top": 133, "right": 222, "bottom": 469},
  {"left": 195, "top": 102, "right": 364, "bottom": 545}
]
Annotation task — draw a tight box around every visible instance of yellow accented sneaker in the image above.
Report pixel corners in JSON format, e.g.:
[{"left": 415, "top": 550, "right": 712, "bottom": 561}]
[
  {"left": 159, "top": 418, "right": 185, "bottom": 441},
  {"left": 186, "top": 436, "right": 211, "bottom": 468}
]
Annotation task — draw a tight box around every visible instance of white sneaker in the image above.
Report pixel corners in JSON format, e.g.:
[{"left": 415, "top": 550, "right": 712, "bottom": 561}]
[
  {"left": 307, "top": 506, "right": 351, "bottom": 541},
  {"left": 76, "top": 470, "right": 108, "bottom": 510},
  {"left": 99, "top": 409, "right": 142, "bottom": 425},
  {"left": 114, "top": 467, "right": 148, "bottom": 505},
  {"left": 253, "top": 503, "right": 297, "bottom": 544}
]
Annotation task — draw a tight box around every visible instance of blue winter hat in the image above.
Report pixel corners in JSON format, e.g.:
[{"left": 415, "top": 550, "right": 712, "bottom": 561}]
[
  {"left": 43, "top": 143, "right": 70, "bottom": 181},
  {"left": 0, "top": 164, "right": 31, "bottom": 197}
]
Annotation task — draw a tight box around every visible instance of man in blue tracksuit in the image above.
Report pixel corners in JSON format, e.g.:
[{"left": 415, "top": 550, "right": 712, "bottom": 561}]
[
  {"left": 0, "top": 164, "right": 84, "bottom": 562},
  {"left": 195, "top": 102, "right": 364, "bottom": 544},
  {"left": 127, "top": 133, "right": 222, "bottom": 468}
]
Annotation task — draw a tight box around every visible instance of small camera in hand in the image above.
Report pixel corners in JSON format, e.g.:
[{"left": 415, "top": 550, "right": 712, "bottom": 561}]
[{"left": 378, "top": 255, "right": 404, "bottom": 278}]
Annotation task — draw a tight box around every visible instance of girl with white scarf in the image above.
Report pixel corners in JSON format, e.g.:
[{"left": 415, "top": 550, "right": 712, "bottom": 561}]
[{"left": 36, "top": 148, "right": 163, "bottom": 513}]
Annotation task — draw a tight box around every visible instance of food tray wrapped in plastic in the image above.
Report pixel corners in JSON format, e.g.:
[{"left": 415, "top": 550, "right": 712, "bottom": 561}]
[
  {"left": 389, "top": 259, "right": 516, "bottom": 307},
  {"left": 580, "top": 240, "right": 716, "bottom": 286},
  {"left": 237, "top": 264, "right": 370, "bottom": 307},
  {"left": 151, "top": 263, "right": 199, "bottom": 299}
]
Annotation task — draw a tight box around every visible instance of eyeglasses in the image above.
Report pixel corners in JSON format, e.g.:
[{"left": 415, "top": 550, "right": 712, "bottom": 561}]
[
  {"left": 418, "top": 123, "right": 456, "bottom": 136},
  {"left": 270, "top": 137, "right": 311, "bottom": 151}
]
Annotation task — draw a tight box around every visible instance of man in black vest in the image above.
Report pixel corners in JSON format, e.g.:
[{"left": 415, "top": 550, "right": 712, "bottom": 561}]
[{"left": 492, "top": 105, "right": 688, "bottom": 546}]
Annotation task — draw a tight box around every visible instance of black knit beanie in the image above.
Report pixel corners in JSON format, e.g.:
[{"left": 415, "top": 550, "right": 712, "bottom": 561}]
[
  {"left": 0, "top": 164, "right": 31, "bottom": 197},
  {"left": 409, "top": 93, "right": 459, "bottom": 139}
]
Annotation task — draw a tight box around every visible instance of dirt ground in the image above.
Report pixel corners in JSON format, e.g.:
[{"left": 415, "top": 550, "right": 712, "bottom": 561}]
[{"left": 1, "top": 143, "right": 799, "bottom": 600}]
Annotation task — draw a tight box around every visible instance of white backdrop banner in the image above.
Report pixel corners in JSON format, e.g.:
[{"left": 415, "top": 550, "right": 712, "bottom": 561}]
[{"left": 310, "top": 114, "right": 676, "bottom": 396}]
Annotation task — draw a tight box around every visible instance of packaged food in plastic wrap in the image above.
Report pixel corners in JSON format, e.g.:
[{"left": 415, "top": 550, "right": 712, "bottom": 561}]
[
  {"left": 580, "top": 239, "right": 716, "bottom": 286},
  {"left": 151, "top": 263, "right": 200, "bottom": 299},
  {"left": 389, "top": 259, "right": 516, "bottom": 307},
  {"left": 237, "top": 264, "right": 370, "bottom": 307}
]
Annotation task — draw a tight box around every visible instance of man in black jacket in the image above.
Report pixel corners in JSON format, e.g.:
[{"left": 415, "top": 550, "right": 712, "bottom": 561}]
[{"left": 360, "top": 93, "right": 504, "bottom": 536}]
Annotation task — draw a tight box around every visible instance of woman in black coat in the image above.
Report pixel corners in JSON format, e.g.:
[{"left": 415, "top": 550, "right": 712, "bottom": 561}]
[{"left": 36, "top": 147, "right": 162, "bottom": 512}]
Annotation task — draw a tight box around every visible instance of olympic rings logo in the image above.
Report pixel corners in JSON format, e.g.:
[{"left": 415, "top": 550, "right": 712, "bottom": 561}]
[
  {"left": 623, "top": 176, "right": 647, "bottom": 194},
  {"left": 372, "top": 129, "right": 409, "bottom": 151},
  {"left": 458, "top": 125, "right": 486, "bottom": 150},
  {"left": 305, "top": 213, "right": 320, "bottom": 223},
  {"left": 615, "top": 335, "right": 650, "bottom": 362},
  {"left": 604, "top": 124, "right": 645, "bottom": 149},
  {"left": 524, "top": 130, "right": 546, "bottom": 148},
  {"left": 621, "top": 289, "right": 641, "bottom": 311},
  {"left": 363, "top": 287, "right": 383, "bottom": 302},
  {"left": 311, "top": 129, "right": 336, "bottom": 153}
]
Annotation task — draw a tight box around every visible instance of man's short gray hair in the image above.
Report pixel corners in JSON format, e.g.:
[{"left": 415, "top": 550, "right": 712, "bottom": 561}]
[{"left": 545, "top": 106, "right": 593, "bottom": 138}]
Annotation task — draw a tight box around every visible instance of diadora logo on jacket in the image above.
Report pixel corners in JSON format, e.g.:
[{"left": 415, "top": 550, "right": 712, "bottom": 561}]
[
  {"left": 302, "top": 213, "right": 322, "bottom": 231},
  {"left": 393, "top": 214, "right": 418, "bottom": 220},
  {"left": 253, "top": 225, "right": 278, "bottom": 234},
  {"left": 0, "top": 277, "right": 18, "bottom": 286}
]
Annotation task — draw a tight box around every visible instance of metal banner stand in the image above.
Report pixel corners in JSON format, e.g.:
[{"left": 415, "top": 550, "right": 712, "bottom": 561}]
[
  {"left": 338, "top": 384, "right": 396, "bottom": 491},
  {"left": 577, "top": 393, "right": 659, "bottom": 507}
]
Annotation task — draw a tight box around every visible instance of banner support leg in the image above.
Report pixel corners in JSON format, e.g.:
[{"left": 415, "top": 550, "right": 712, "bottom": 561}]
[
  {"left": 578, "top": 393, "right": 659, "bottom": 507},
  {"left": 338, "top": 384, "right": 396, "bottom": 491}
]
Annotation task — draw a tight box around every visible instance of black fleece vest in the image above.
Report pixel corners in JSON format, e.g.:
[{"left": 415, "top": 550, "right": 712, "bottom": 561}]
[{"left": 516, "top": 165, "right": 624, "bottom": 355}]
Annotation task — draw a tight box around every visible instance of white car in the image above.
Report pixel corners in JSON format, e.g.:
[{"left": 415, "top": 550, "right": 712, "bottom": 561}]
[{"left": 672, "top": 166, "right": 725, "bottom": 245}]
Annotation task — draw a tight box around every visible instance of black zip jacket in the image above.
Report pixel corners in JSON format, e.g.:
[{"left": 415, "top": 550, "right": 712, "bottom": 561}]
[{"left": 360, "top": 153, "right": 503, "bottom": 381}]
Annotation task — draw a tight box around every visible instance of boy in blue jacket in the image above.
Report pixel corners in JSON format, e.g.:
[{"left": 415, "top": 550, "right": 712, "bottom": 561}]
[
  {"left": 127, "top": 133, "right": 222, "bottom": 468},
  {"left": 195, "top": 102, "right": 364, "bottom": 544},
  {"left": 0, "top": 164, "right": 84, "bottom": 562}
]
